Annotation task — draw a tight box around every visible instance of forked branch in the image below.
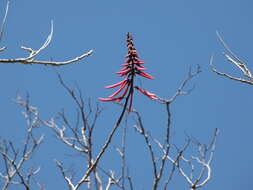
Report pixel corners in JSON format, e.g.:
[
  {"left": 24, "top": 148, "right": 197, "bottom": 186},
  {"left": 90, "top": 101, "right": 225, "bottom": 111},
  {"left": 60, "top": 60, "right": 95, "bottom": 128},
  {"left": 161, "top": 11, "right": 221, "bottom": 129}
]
[
  {"left": 133, "top": 66, "right": 201, "bottom": 190},
  {"left": 0, "top": 95, "right": 44, "bottom": 190},
  {"left": 156, "top": 128, "right": 219, "bottom": 190},
  {"left": 0, "top": 12, "right": 93, "bottom": 66},
  {"left": 210, "top": 31, "right": 253, "bottom": 85}
]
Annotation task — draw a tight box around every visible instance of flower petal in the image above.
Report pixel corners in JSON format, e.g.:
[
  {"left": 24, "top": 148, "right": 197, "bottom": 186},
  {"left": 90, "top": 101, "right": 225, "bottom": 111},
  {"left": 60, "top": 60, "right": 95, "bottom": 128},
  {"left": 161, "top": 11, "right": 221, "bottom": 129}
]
[
  {"left": 122, "top": 63, "right": 131, "bottom": 66},
  {"left": 136, "top": 61, "right": 145, "bottom": 64},
  {"left": 98, "top": 97, "right": 122, "bottom": 102},
  {"left": 117, "top": 83, "right": 130, "bottom": 99},
  {"left": 105, "top": 79, "right": 128, "bottom": 89},
  {"left": 99, "top": 33, "right": 156, "bottom": 106},
  {"left": 108, "top": 81, "right": 128, "bottom": 98},
  {"left": 138, "top": 72, "right": 154, "bottom": 79},
  {"left": 116, "top": 68, "right": 131, "bottom": 75},
  {"left": 135, "top": 86, "right": 159, "bottom": 100},
  {"left": 135, "top": 66, "right": 146, "bottom": 71}
]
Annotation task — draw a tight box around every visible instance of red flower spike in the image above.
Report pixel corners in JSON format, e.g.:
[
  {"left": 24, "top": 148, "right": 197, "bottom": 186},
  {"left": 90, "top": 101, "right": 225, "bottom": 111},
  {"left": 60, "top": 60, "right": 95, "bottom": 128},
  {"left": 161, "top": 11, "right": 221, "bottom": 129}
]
[{"left": 99, "top": 32, "right": 157, "bottom": 110}]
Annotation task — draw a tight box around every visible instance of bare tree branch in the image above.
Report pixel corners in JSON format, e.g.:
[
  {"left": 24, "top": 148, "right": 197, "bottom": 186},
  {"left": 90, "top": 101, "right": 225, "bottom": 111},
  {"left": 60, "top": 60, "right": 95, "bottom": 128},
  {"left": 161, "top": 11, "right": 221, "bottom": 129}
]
[
  {"left": 120, "top": 124, "right": 127, "bottom": 189},
  {"left": 75, "top": 100, "right": 128, "bottom": 189},
  {"left": 0, "top": 0, "right": 9, "bottom": 42},
  {"left": 156, "top": 128, "right": 219, "bottom": 190},
  {"left": 133, "top": 66, "right": 202, "bottom": 190},
  {"left": 0, "top": 95, "right": 44, "bottom": 190},
  {"left": 55, "top": 160, "right": 75, "bottom": 190},
  {"left": 1, "top": 66, "right": 216, "bottom": 190},
  {"left": 211, "top": 31, "right": 253, "bottom": 85},
  {"left": 97, "top": 166, "right": 123, "bottom": 189},
  {"left": 127, "top": 170, "right": 134, "bottom": 190},
  {"left": 133, "top": 112, "right": 158, "bottom": 189},
  {"left": 35, "top": 75, "right": 129, "bottom": 190},
  {"left": 144, "top": 65, "right": 201, "bottom": 105},
  {"left": 0, "top": 20, "right": 93, "bottom": 66}
]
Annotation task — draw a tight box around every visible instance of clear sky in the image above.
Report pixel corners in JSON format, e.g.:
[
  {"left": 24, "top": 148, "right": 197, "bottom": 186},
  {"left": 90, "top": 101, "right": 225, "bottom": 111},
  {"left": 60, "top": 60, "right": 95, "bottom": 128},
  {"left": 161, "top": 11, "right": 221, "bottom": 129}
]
[{"left": 1, "top": 0, "right": 253, "bottom": 189}]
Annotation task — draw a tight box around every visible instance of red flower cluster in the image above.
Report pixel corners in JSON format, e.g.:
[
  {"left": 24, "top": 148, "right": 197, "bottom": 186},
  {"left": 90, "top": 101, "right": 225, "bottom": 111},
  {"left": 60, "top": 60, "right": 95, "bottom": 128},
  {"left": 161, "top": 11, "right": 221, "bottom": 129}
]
[{"left": 99, "top": 33, "right": 158, "bottom": 108}]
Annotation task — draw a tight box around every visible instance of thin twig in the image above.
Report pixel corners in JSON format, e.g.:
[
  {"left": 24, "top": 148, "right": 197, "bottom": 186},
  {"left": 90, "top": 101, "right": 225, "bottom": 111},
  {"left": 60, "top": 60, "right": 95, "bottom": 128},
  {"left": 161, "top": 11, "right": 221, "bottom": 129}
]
[
  {"left": 75, "top": 93, "right": 130, "bottom": 189},
  {"left": 211, "top": 31, "right": 253, "bottom": 85},
  {"left": 0, "top": 96, "right": 44, "bottom": 190},
  {"left": 0, "top": 20, "right": 93, "bottom": 66},
  {"left": 55, "top": 160, "right": 75, "bottom": 190},
  {"left": 210, "top": 55, "right": 253, "bottom": 85},
  {"left": 133, "top": 111, "right": 158, "bottom": 184},
  {"left": 0, "top": 0, "right": 9, "bottom": 42}
]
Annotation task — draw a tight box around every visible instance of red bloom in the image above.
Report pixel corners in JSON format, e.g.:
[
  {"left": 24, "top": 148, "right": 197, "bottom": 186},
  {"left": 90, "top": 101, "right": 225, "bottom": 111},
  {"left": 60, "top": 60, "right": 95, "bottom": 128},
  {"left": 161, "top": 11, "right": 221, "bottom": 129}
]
[{"left": 99, "top": 33, "right": 158, "bottom": 110}]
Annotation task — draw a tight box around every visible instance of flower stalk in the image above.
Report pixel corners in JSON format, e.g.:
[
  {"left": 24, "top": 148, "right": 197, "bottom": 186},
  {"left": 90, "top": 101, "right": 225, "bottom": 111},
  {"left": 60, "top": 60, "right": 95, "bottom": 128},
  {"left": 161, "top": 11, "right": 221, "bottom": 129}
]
[
  {"left": 99, "top": 33, "right": 158, "bottom": 111},
  {"left": 85, "top": 33, "right": 158, "bottom": 183}
]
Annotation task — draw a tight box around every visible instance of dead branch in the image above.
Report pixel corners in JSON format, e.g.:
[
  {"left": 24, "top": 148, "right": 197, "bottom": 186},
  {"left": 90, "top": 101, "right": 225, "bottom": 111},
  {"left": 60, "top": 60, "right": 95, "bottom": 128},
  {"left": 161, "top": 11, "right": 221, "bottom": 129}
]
[
  {"left": 154, "top": 65, "right": 201, "bottom": 104},
  {"left": 133, "top": 112, "right": 158, "bottom": 189},
  {"left": 156, "top": 128, "right": 219, "bottom": 190},
  {"left": 132, "top": 66, "right": 203, "bottom": 190},
  {"left": 210, "top": 31, "right": 253, "bottom": 85},
  {"left": 38, "top": 75, "right": 128, "bottom": 190},
  {"left": 0, "top": 0, "right": 9, "bottom": 42},
  {"left": 55, "top": 160, "right": 75, "bottom": 190},
  {"left": 0, "top": 19, "right": 93, "bottom": 66},
  {"left": 0, "top": 95, "right": 44, "bottom": 190}
]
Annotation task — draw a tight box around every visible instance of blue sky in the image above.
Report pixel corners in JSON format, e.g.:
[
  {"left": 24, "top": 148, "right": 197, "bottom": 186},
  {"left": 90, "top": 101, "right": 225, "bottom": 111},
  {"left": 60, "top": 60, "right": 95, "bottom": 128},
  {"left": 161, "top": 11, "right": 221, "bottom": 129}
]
[{"left": 1, "top": 0, "right": 253, "bottom": 189}]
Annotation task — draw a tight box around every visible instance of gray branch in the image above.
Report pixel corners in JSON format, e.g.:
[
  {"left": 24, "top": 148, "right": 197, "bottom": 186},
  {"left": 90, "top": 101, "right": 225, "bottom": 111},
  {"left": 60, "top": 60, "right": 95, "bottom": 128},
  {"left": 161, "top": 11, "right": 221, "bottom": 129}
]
[
  {"left": 0, "top": 20, "right": 93, "bottom": 66},
  {"left": 211, "top": 31, "right": 253, "bottom": 85}
]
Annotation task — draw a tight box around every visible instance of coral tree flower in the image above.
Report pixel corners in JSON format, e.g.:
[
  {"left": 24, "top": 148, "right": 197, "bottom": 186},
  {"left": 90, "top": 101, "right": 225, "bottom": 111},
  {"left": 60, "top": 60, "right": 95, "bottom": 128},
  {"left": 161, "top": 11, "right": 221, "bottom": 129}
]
[{"left": 99, "top": 33, "right": 158, "bottom": 109}]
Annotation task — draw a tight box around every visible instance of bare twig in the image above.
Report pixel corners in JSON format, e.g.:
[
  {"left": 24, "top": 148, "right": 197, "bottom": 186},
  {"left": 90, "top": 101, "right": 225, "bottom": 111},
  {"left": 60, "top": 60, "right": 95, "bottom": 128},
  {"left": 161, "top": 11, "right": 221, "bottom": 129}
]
[
  {"left": 120, "top": 124, "right": 127, "bottom": 189},
  {"left": 55, "top": 160, "right": 75, "bottom": 190},
  {"left": 133, "top": 66, "right": 202, "bottom": 189},
  {"left": 0, "top": 96, "right": 44, "bottom": 190},
  {"left": 113, "top": 122, "right": 128, "bottom": 190},
  {"left": 97, "top": 166, "right": 123, "bottom": 189},
  {"left": 127, "top": 171, "right": 134, "bottom": 190},
  {"left": 156, "top": 129, "right": 219, "bottom": 190},
  {"left": 133, "top": 112, "right": 158, "bottom": 189},
  {"left": 149, "top": 65, "right": 201, "bottom": 105},
  {"left": 43, "top": 118, "right": 89, "bottom": 153},
  {"left": 58, "top": 74, "right": 90, "bottom": 131},
  {"left": 0, "top": 0, "right": 9, "bottom": 42},
  {"left": 210, "top": 55, "right": 253, "bottom": 85},
  {"left": 75, "top": 93, "right": 130, "bottom": 189},
  {"left": 166, "top": 65, "right": 201, "bottom": 104},
  {"left": 211, "top": 31, "right": 253, "bottom": 85},
  {"left": 0, "top": 20, "right": 93, "bottom": 66},
  {"left": 105, "top": 171, "right": 118, "bottom": 190},
  {"left": 37, "top": 75, "right": 128, "bottom": 190}
]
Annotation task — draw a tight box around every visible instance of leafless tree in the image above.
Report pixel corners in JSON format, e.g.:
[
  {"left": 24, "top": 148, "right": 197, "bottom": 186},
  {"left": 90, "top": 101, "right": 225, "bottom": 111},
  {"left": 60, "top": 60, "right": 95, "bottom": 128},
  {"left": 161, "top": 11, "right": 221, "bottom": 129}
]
[
  {"left": 1, "top": 66, "right": 218, "bottom": 190},
  {"left": 0, "top": 1, "right": 218, "bottom": 189}
]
